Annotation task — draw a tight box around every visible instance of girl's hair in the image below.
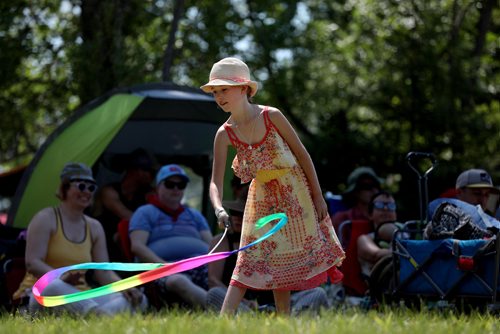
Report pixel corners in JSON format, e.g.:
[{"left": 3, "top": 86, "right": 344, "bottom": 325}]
[
  {"left": 244, "top": 86, "right": 253, "bottom": 103},
  {"left": 56, "top": 178, "right": 71, "bottom": 200},
  {"left": 368, "top": 190, "right": 394, "bottom": 214}
]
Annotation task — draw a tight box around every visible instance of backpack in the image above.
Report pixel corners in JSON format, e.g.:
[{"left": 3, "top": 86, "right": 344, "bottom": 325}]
[{"left": 424, "top": 202, "right": 494, "bottom": 240}]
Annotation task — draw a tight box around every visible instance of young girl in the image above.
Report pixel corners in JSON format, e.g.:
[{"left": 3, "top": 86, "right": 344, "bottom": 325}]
[{"left": 202, "top": 57, "right": 345, "bottom": 315}]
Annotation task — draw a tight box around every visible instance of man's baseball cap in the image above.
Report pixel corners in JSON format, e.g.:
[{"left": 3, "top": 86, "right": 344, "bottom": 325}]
[
  {"left": 456, "top": 169, "right": 495, "bottom": 189},
  {"left": 155, "top": 164, "right": 190, "bottom": 186}
]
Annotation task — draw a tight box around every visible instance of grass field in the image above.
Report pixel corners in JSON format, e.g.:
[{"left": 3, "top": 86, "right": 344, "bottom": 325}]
[{"left": 0, "top": 308, "right": 498, "bottom": 334}]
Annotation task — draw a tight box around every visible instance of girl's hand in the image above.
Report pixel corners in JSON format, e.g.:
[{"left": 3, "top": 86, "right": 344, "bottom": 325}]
[
  {"left": 313, "top": 195, "right": 329, "bottom": 221},
  {"left": 216, "top": 209, "right": 230, "bottom": 229}
]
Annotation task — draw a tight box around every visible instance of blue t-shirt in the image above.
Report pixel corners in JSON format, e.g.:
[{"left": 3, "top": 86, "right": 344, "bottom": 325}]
[{"left": 129, "top": 204, "right": 210, "bottom": 262}]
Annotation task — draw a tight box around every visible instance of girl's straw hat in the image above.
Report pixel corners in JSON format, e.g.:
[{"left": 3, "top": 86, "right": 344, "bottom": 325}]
[{"left": 200, "top": 57, "right": 259, "bottom": 97}]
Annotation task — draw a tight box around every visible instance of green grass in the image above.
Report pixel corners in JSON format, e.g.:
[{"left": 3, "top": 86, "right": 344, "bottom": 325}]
[{"left": 0, "top": 308, "right": 498, "bottom": 334}]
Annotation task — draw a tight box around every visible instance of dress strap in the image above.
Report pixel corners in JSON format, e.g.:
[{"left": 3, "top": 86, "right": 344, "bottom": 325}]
[
  {"left": 263, "top": 106, "right": 271, "bottom": 129},
  {"left": 224, "top": 123, "right": 240, "bottom": 147},
  {"left": 53, "top": 207, "right": 62, "bottom": 231}
]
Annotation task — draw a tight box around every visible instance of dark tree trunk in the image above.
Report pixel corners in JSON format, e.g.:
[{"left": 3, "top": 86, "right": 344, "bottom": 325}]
[{"left": 162, "top": 0, "right": 185, "bottom": 82}]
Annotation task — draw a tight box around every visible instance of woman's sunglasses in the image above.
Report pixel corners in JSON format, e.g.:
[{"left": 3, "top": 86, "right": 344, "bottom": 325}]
[
  {"left": 163, "top": 180, "right": 187, "bottom": 190},
  {"left": 373, "top": 201, "right": 397, "bottom": 211},
  {"left": 71, "top": 181, "right": 97, "bottom": 193}
]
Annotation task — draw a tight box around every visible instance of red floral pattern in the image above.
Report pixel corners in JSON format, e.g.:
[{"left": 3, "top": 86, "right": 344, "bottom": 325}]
[{"left": 225, "top": 107, "right": 345, "bottom": 291}]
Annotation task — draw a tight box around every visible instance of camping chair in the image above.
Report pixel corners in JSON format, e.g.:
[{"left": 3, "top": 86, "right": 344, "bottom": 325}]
[
  {"left": 391, "top": 231, "right": 500, "bottom": 309},
  {"left": 338, "top": 219, "right": 374, "bottom": 296},
  {"left": 1, "top": 257, "right": 26, "bottom": 312},
  {"left": 0, "top": 226, "right": 27, "bottom": 312},
  {"left": 326, "top": 193, "right": 347, "bottom": 217},
  {"left": 117, "top": 219, "right": 134, "bottom": 262}
]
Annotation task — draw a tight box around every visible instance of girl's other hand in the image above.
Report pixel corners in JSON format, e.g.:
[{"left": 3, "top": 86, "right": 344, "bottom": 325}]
[{"left": 313, "top": 195, "right": 329, "bottom": 221}]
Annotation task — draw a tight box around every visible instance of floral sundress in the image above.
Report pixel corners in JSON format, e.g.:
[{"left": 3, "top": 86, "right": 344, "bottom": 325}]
[{"left": 224, "top": 106, "right": 345, "bottom": 290}]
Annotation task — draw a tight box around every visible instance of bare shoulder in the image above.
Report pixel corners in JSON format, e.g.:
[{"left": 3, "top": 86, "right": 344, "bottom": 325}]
[
  {"left": 214, "top": 124, "right": 231, "bottom": 146},
  {"left": 86, "top": 216, "right": 105, "bottom": 239},
  {"left": 29, "top": 207, "right": 57, "bottom": 231},
  {"left": 265, "top": 106, "right": 282, "bottom": 116},
  {"left": 266, "top": 107, "right": 287, "bottom": 122},
  {"left": 266, "top": 107, "right": 294, "bottom": 131}
]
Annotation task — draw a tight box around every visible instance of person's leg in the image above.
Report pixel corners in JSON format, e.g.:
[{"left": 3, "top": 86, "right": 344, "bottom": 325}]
[
  {"left": 273, "top": 290, "right": 291, "bottom": 315},
  {"left": 164, "top": 274, "right": 207, "bottom": 307},
  {"left": 93, "top": 292, "right": 148, "bottom": 315},
  {"left": 291, "top": 288, "right": 330, "bottom": 315},
  {"left": 220, "top": 285, "right": 246, "bottom": 315},
  {"left": 206, "top": 287, "right": 228, "bottom": 312},
  {"left": 30, "top": 278, "right": 99, "bottom": 316}
]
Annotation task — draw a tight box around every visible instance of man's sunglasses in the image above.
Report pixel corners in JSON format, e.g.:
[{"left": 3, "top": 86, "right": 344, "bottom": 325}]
[
  {"left": 373, "top": 201, "right": 397, "bottom": 211},
  {"left": 163, "top": 180, "right": 187, "bottom": 190},
  {"left": 71, "top": 181, "right": 97, "bottom": 193}
]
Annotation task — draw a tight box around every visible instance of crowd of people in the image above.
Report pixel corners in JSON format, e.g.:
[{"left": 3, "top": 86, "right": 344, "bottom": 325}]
[{"left": 9, "top": 57, "right": 500, "bottom": 317}]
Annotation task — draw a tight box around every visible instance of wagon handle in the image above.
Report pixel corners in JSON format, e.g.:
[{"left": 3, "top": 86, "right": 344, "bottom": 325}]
[{"left": 406, "top": 152, "right": 438, "bottom": 229}]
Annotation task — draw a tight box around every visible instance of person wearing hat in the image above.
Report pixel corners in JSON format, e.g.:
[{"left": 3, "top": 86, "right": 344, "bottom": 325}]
[
  {"left": 129, "top": 164, "right": 213, "bottom": 308},
  {"left": 206, "top": 189, "right": 330, "bottom": 315},
  {"left": 203, "top": 57, "right": 344, "bottom": 315},
  {"left": 456, "top": 168, "right": 499, "bottom": 214},
  {"left": 13, "top": 162, "right": 147, "bottom": 316},
  {"left": 206, "top": 193, "right": 272, "bottom": 312},
  {"left": 426, "top": 168, "right": 500, "bottom": 231},
  {"left": 93, "top": 148, "right": 156, "bottom": 261},
  {"left": 331, "top": 167, "right": 383, "bottom": 233}
]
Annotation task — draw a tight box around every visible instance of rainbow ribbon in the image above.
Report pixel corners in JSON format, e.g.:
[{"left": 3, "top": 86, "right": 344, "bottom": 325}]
[{"left": 33, "top": 213, "right": 287, "bottom": 307}]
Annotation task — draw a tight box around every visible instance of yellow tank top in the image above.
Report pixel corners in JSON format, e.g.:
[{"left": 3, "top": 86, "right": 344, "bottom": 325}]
[{"left": 13, "top": 207, "right": 92, "bottom": 300}]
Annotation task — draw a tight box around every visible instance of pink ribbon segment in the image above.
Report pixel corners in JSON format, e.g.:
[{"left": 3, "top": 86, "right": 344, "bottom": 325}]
[{"left": 33, "top": 213, "right": 287, "bottom": 307}]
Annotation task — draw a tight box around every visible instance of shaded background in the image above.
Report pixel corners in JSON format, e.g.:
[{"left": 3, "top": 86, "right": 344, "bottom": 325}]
[{"left": 0, "top": 0, "right": 499, "bottom": 221}]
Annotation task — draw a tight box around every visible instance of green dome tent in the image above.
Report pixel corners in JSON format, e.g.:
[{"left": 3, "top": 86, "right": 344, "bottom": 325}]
[{"left": 7, "top": 82, "right": 231, "bottom": 229}]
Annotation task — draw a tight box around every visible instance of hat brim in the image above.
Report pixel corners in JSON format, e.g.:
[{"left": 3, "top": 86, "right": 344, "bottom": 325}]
[
  {"left": 464, "top": 183, "right": 496, "bottom": 190},
  {"left": 157, "top": 174, "right": 189, "bottom": 186},
  {"left": 344, "top": 176, "right": 384, "bottom": 194},
  {"left": 70, "top": 175, "right": 96, "bottom": 184},
  {"left": 200, "top": 79, "right": 258, "bottom": 97}
]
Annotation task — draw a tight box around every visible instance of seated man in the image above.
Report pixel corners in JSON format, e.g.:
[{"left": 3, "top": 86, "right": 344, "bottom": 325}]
[
  {"left": 428, "top": 169, "right": 500, "bottom": 231},
  {"left": 93, "top": 148, "right": 156, "bottom": 261},
  {"left": 456, "top": 168, "right": 499, "bottom": 215},
  {"left": 357, "top": 191, "right": 399, "bottom": 278},
  {"left": 129, "top": 164, "right": 213, "bottom": 308}
]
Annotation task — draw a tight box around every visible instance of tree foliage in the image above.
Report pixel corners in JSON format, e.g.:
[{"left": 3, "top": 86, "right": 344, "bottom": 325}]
[{"left": 0, "top": 0, "right": 498, "bottom": 219}]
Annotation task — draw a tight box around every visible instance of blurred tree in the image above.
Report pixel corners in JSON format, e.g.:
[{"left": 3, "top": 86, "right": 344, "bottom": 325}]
[{"left": 0, "top": 0, "right": 498, "bottom": 221}]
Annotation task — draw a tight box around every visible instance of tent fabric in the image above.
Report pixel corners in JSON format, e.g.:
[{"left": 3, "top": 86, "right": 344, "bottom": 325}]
[
  {"left": 7, "top": 83, "right": 231, "bottom": 229},
  {"left": 9, "top": 94, "right": 143, "bottom": 228},
  {"left": 7, "top": 83, "right": 235, "bottom": 228}
]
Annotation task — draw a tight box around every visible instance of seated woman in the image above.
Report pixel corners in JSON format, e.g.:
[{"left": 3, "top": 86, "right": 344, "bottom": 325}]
[
  {"left": 357, "top": 191, "right": 399, "bottom": 277},
  {"left": 13, "top": 162, "right": 147, "bottom": 316}
]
